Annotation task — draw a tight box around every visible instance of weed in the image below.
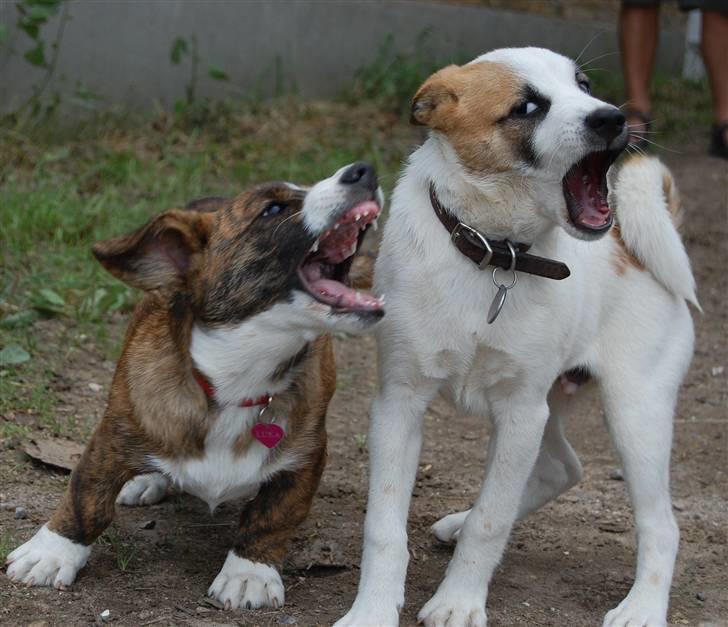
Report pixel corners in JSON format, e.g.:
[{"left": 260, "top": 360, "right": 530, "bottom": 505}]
[
  {"left": 352, "top": 434, "right": 368, "bottom": 454},
  {"left": 344, "top": 29, "right": 468, "bottom": 114},
  {"left": 99, "top": 526, "right": 138, "bottom": 572},
  {"left": 0, "top": 531, "right": 15, "bottom": 564}
]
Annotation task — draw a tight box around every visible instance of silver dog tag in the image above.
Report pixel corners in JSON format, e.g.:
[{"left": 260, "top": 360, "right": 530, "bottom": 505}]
[{"left": 487, "top": 284, "right": 508, "bottom": 324}]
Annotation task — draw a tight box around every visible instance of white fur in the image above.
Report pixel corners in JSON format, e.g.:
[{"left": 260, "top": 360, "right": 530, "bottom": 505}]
[
  {"left": 610, "top": 157, "right": 700, "bottom": 309},
  {"left": 208, "top": 551, "right": 285, "bottom": 609},
  {"left": 336, "top": 48, "right": 695, "bottom": 627},
  {"left": 116, "top": 472, "right": 169, "bottom": 506},
  {"left": 6, "top": 525, "right": 91, "bottom": 589}
]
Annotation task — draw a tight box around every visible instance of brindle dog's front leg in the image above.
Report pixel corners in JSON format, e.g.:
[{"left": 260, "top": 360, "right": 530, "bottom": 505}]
[
  {"left": 208, "top": 435, "right": 327, "bottom": 610},
  {"left": 6, "top": 417, "right": 138, "bottom": 588}
]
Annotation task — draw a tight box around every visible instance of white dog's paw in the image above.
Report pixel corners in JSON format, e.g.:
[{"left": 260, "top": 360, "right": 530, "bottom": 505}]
[
  {"left": 603, "top": 594, "right": 667, "bottom": 627},
  {"left": 418, "top": 590, "right": 487, "bottom": 627},
  {"left": 431, "top": 510, "right": 469, "bottom": 544},
  {"left": 5, "top": 525, "right": 90, "bottom": 589},
  {"left": 207, "top": 551, "right": 284, "bottom": 610},
  {"left": 116, "top": 473, "right": 168, "bottom": 506},
  {"left": 333, "top": 605, "right": 400, "bottom": 627}
]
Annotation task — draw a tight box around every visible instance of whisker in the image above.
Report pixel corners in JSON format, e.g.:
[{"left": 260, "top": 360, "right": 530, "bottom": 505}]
[
  {"left": 581, "top": 50, "right": 621, "bottom": 68},
  {"left": 272, "top": 209, "right": 304, "bottom": 236},
  {"left": 638, "top": 136, "right": 682, "bottom": 154},
  {"left": 575, "top": 32, "right": 605, "bottom": 65}
]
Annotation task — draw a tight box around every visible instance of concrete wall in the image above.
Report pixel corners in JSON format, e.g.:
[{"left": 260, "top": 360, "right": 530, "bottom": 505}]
[{"left": 0, "top": 0, "right": 686, "bottom": 114}]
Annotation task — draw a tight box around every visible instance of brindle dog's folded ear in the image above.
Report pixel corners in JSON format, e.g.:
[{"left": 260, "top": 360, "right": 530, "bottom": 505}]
[{"left": 92, "top": 210, "right": 214, "bottom": 290}]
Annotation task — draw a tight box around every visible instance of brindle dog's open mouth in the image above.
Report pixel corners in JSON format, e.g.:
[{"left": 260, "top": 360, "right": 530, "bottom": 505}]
[
  {"left": 298, "top": 200, "right": 383, "bottom": 314},
  {"left": 562, "top": 149, "right": 622, "bottom": 234}
]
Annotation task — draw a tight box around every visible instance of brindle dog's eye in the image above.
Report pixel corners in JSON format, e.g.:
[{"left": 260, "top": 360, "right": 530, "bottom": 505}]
[{"left": 261, "top": 202, "right": 287, "bottom": 218}]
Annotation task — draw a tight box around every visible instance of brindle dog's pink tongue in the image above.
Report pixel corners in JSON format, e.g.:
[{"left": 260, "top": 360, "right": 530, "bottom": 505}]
[{"left": 309, "top": 278, "right": 382, "bottom": 310}]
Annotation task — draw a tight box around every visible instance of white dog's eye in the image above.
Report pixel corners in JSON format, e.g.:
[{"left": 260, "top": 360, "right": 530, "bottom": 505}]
[{"left": 512, "top": 100, "right": 539, "bottom": 117}]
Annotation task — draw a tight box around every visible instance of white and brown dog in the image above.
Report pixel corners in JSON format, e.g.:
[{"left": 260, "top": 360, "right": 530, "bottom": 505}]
[
  {"left": 335, "top": 48, "right": 698, "bottom": 627},
  {"left": 6, "top": 163, "right": 384, "bottom": 610}
]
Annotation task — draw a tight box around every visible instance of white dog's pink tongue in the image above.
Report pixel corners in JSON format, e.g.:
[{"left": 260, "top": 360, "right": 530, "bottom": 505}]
[
  {"left": 309, "top": 278, "right": 382, "bottom": 310},
  {"left": 565, "top": 164, "right": 611, "bottom": 228}
]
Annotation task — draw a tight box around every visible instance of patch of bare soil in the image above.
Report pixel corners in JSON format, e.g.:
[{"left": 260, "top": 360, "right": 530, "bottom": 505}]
[{"left": 1, "top": 146, "right": 726, "bottom": 626}]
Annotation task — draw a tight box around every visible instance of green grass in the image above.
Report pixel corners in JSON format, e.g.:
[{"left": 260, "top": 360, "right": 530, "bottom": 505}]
[{"left": 0, "top": 531, "right": 15, "bottom": 564}]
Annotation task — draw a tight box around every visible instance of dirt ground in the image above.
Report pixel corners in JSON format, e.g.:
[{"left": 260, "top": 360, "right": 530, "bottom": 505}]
[{"left": 0, "top": 145, "right": 726, "bottom": 627}]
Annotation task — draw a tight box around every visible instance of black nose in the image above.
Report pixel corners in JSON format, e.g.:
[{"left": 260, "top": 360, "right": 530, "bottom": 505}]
[
  {"left": 585, "top": 107, "right": 626, "bottom": 143},
  {"left": 340, "top": 161, "right": 378, "bottom": 191}
]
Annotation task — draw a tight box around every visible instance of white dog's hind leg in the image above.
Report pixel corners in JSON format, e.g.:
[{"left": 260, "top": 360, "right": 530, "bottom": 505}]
[
  {"left": 334, "top": 381, "right": 438, "bottom": 627},
  {"left": 116, "top": 473, "right": 169, "bottom": 506},
  {"left": 419, "top": 397, "right": 550, "bottom": 627},
  {"left": 599, "top": 331, "right": 691, "bottom": 627},
  {"left": 432, "top": 396, "right": 582, "bottom": 543}
]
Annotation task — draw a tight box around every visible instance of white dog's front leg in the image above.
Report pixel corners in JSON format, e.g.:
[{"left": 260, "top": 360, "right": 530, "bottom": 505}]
[
  {"left": 419, "top": 398, "right": 549, "bottom": 627},
  {"left": 335, "top": 382, "right": 437, "bottom": 627}
]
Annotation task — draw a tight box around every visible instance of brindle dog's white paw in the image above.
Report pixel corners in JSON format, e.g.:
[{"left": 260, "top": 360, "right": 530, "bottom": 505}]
[
  {"left": 116, "top": 472, "right": 168, "bottom": 506},
  {"left": 208, "top": 551, "right": 284, "bottom": 610},
  {"left": 431, "top": 510, "right": 469, "bottom": 544},
  {"left": 5, "top": 525, "right": 90, "bottom": 589}
]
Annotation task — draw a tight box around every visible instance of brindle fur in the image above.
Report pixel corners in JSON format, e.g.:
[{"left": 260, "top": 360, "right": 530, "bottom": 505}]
[{"left": 45, "top": 183, "right": 339, "bottom": 570}]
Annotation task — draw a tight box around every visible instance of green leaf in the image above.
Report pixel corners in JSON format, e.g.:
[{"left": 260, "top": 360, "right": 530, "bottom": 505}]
[
  {"left": 28, "top": 4, "right": 58, "bottom": 21},
  {"left": 39, "top": 288, "right": 64, "bottom": 307},
  {"left": 0, "top": 24, "right": 8, "bottom": 46},
  {"left": 208, "top": 66, "right": 229, "bottom": 82},
  {"left": 0, "top": 345, "right": 31, "bottom": 366},
  {"left": 0, "top": 310, "right": 38, "bottom": 329},
  {"left": 24, "top": 41, "right": 46, "bottom": 67},
  {"left": 18, "top": 21, "right": 40, "bottom": 39},
  {"left": 31, "top": 288, "right": 65, "bottom": 314},
  {"left": 170, "top": 37, "right": 188, "bottom": 64}
]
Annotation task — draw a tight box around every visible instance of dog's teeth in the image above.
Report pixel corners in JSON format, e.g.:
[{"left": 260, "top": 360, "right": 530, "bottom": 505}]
[
  {"left": 372, "top": 218, "right": 379, "bottom": 231},
  {"left": 311, "top": 240, "right": 319, "bottom": 253},
  {"left": 333, "top": 223, "right": 340, "bottom": 230}
]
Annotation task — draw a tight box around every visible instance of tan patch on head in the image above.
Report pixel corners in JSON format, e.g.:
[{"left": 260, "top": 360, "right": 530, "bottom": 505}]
[
  {"left": 611, "top": 223, "right": 644, "bottom": 275},
  {"left": 411, "top": 61, "right": 529, "bottom": 173}
]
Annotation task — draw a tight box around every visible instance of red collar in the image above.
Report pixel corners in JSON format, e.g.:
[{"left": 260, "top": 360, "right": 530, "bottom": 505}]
[{"left": 193, "top": 369, "right": 271, "bottom": 408}]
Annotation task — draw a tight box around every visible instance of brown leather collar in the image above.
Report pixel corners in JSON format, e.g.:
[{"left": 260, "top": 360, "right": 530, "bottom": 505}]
[{"left": 429, "top": 182, "right": 570, "bottom": 280}]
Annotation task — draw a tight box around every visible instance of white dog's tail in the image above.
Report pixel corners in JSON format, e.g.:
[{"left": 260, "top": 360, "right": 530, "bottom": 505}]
[{"left": 609, "top": 154, "right": 701, "bottom": 310}]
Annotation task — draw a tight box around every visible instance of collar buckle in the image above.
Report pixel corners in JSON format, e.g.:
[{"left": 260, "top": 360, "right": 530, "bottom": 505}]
[{"left": 451, "top": 222, "right": 493, "bottom": 270}]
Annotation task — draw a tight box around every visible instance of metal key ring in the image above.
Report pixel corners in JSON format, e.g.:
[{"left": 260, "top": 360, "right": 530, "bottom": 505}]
[{"left": 491, "top": 241, "right": 518, "bottom": 289}]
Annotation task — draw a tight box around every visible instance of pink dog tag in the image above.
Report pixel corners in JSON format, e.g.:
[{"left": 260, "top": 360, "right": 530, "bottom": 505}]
[{"left": 252, "top": 423, "right": 285, "bottom": 449}]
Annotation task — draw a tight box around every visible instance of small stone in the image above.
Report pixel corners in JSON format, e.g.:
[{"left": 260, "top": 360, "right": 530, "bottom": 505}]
[
  {"left": 710, "top": 366, "right": 724, "bottom": 377},
  {"left": 276, "top": 615, "right": 297, "bottom": 625},
  {"left": 608, "top": 470, "right": 624, "bottom": 481},
  {"left": 100, "top": 609, "right": 111, "bottom": 621},
  {"left": 696, "top": 592, "right": 706, "bottom": 602},
  {"left": 140, "top": 520, "right": 156, "bottom": 530},
  {"left": 14, "top": 506, "right": 27, "bottom": 519},
  {"left": 88, "top": 382, "right": 102, "bottom": 392}
]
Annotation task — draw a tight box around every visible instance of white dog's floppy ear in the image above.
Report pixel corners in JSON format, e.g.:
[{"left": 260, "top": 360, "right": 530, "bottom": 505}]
[{"left": 410, "top": 65, "right": 460, "bottom": 129}]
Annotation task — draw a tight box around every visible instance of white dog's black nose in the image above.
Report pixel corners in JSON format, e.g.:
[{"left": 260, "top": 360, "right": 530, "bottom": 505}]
[
  {"left": 585, "top": 107, "right": 626, "bottom": 143},
  {"left": 341, "top": 162, "right": 378, "bottom": 192}
]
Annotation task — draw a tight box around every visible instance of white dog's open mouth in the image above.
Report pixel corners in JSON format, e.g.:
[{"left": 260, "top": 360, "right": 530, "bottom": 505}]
[
  {"left": 562, "top": 150, "right": 621, "bottom": 234},
  {"left": 298, "top": 200, "right": 383, "bottom": 313}
]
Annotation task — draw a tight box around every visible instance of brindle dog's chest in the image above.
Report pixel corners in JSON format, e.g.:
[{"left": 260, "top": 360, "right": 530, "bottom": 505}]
[{"left": 151, "top": 406, "right": 299, "bottom": 511}]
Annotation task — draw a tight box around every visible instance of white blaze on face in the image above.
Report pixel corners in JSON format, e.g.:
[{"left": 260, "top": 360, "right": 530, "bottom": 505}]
[{"left": 301, "top": 164, "right": 357, "bottom": 234}]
